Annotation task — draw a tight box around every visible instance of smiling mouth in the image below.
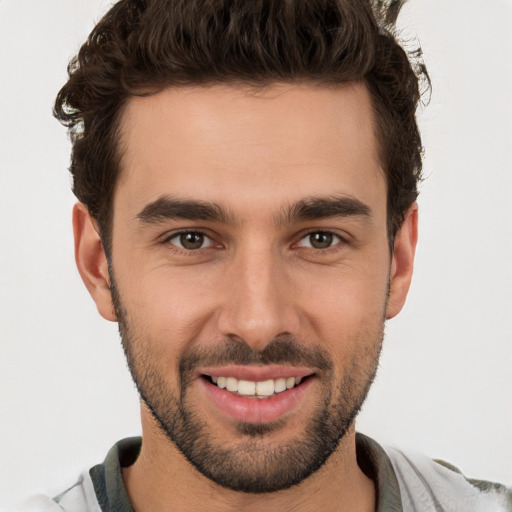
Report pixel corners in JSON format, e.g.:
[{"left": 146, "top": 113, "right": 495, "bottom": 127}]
[{"left": 203, "top": 375, "right": 310, "bottom": 398}]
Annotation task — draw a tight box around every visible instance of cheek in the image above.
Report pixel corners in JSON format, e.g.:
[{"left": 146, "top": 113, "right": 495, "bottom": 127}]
[
  {"left": 117, "top": 263, "right": 223, "bottom": 342},
  {"left": 299, "top": 263, "right": 388, "bottom": 331},
  {"left": 293, "top": 268, "right": 388, "bottom": 380}
]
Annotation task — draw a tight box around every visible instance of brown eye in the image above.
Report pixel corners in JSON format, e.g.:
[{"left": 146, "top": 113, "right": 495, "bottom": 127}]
[
  {"left": 169, "top": 231, "right": 213, "bottom": 250},
  {"left": 297, "top": 231, "right": 341, "bottom": 250},
  {"left": 180, "top": 232, "right": 204, "bottom": 249},
  {"left": 309, "top": 232, "right": 333, "bottom": 249}
]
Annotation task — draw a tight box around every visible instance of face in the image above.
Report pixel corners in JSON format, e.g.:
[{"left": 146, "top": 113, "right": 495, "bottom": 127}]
[{"left": 78, "top": 83, "right": 416, "bottom": 493}]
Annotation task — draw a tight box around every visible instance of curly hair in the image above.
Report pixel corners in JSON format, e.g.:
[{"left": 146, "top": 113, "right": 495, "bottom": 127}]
[{"left": 54, "top": 0, "right": 429, "bottom": 252}]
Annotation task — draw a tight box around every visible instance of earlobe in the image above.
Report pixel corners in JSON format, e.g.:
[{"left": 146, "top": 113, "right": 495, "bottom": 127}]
[
  {"left": 386, "top": 203, "right": 418, "bottom": 320},
  {"left": 72, "top": 202, "right": 117, "bottom": 322}
]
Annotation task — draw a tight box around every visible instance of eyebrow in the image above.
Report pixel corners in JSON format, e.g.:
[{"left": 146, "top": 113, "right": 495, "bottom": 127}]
[
  {"left": 136, "top": 196, "right": 235, "bottom": 224},
  {"left": 136, "top": 194, "right": 371, "bottom": 226},
  {"left": 277, "top": 196, "right": 371, "bottom": 225}
]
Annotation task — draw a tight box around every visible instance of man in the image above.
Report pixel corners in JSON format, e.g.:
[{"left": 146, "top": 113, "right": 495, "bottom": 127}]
[{"left": 18, "top": 0, "right": 511, "bottom": 511}]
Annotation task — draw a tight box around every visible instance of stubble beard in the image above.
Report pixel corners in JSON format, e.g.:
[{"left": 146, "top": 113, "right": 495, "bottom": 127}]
[{"left": 110, "top": 276, "right": 384, "bottom": 494}]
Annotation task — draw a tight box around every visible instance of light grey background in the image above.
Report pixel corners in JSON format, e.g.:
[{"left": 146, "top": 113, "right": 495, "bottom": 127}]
[{"left": 1, "top": 0, "right": 511, "bottom": 506}]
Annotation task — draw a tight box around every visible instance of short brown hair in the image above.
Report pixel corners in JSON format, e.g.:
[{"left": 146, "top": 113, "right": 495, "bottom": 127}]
[{"left": 54, "top": 0, "right": 429, "bottom": 251}]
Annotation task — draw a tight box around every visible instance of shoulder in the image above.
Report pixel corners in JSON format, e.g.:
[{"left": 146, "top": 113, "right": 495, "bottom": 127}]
[
  {"left": 12, "top": 472, "right": 101, "bottom": 512},
  {"left": 385, "top": 446, "right": 512, "bottom": 512}
]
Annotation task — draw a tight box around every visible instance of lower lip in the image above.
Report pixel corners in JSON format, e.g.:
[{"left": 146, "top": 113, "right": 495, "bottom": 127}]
[{"left": 200, "top": 377, "right": 314, "bottom": 424}]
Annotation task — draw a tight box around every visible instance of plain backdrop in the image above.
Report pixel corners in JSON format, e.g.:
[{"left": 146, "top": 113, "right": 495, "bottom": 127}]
[{"left": 1, "top": 0, "right": 511, "bottom": 506}]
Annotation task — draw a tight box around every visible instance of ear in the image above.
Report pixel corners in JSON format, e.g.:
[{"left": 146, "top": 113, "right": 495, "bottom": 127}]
[
  {"left": 72, "top": 202, "right": 117, "bottom": 322},
  {"left": 386, "top": 203, "right": 418, "bottom": 319}
]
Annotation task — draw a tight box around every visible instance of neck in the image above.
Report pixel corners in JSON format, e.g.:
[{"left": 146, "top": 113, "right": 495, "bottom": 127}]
[{"left": 123, "top": 409, "right": 375, "bottom": 512}]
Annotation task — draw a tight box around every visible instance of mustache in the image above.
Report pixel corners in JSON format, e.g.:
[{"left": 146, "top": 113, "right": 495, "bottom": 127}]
[{"left": 179, "top": 334, "right": 333, "bottom": 376}]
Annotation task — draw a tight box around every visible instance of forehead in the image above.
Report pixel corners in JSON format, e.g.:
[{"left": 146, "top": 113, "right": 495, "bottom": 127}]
[{"left": 115, "top": 82, "right": 385, "bottom": 221}]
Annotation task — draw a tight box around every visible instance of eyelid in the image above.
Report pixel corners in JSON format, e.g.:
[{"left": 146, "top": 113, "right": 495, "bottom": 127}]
[
  {"left": 163, "top": 229, "right": 217, "bottom": 251},
  {"left": 297, "top": 231, "right": 341, "bottom": 248},
  {"left": 159, "top": 227, "right": 349, "bottom": 253},
  {"left": 291, "top": 230, "right": 354, "bottom": 262},
  {"left": 296, "top": 228, "right": 348, "bottom": 245}
]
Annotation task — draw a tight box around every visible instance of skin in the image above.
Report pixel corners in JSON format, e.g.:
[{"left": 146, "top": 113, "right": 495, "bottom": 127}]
[{"left": 73, "top": 82, "right": 417, "bottom": 512}]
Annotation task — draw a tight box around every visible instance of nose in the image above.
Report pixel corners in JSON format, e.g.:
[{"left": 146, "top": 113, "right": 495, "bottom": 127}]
[{"left": 216, "top": 245, "right": 301, "bottom": 350}]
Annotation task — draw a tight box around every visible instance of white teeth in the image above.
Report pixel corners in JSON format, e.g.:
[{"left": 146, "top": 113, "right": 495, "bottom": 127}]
[
  {"left": 226, "top": 377, "right": 238, "bottom": 392},
  {"left": 209, "top": 375, "right": 306, "bottom": 397},
  {"left": 237, "top": 379, "right": 256, "bottom": 396},
  {"left": 274, "top": 377, "right": 287, "bottom": 393},
  {"left": 256, "top": 379, "right": 275, "bottom": 396}
]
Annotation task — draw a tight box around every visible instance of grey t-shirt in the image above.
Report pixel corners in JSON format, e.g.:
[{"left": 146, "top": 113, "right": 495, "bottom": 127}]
[{"left": 18, "top": 434, "right": 512, "bottom": 511}]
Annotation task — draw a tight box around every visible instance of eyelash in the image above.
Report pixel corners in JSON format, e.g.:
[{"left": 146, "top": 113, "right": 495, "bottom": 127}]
[
  {"left": 295, "top": 231, "right": 346, "bottom": 252},
  {"left": 161, "top": 229, "right": 348, "bottom": 255},
  {"left": 162, "top": 230, "right": 217, "bottom": 254}
]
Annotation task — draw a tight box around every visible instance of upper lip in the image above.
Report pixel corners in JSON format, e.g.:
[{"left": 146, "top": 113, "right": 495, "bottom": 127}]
[{"left": 198, "top": 365, "right": 315, "bottom": 381}]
